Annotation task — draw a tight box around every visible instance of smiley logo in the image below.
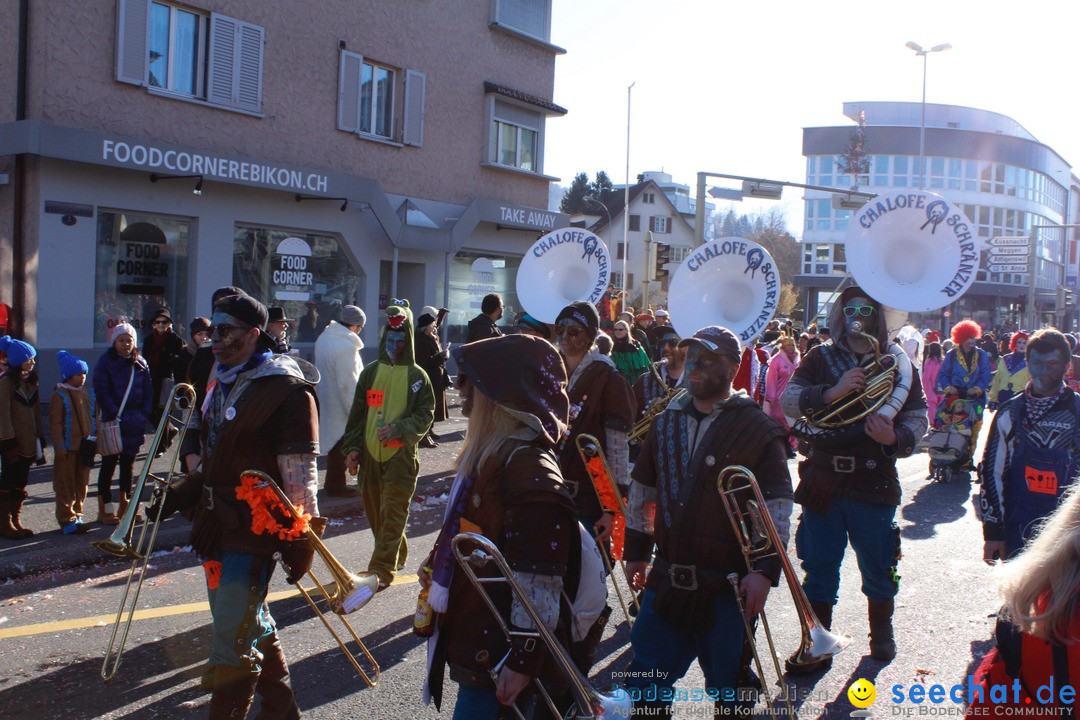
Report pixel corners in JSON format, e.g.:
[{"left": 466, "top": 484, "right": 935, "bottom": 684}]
[{"left": 848, "top": 678, "right": 876, "bottom": 708}]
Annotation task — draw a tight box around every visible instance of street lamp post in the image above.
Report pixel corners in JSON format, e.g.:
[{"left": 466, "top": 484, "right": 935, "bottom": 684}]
[
  {"left": 906, "top": 41, "right": 951, "bottom": 190},
  {"left": 623, "top": 82, "right": 635, "bottom": 297},
  {"left": 585, "top": 195, "right": 612, "bottom": 234}
]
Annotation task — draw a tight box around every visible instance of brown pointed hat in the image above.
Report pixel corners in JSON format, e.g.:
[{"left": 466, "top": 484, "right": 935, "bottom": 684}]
[{"left": 452, "top": 335, "right": 569, "bottom": 446}]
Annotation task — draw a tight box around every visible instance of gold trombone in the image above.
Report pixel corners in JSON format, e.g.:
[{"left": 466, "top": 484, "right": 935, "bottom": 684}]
[
  {"left": 717, "top": 466, "right": 849, "bottom": 701},
  {"left": 96, "top": 382, "right": 197, "bottom": 681},
  {"left": 574, "top": 434, "right": 640, "bottom": 627},
  {"left": 451, "top": 532, "right": 633, "bottom": 720},
  {"left": 242, "top": 470, "right": 381, "bottom": 687}
]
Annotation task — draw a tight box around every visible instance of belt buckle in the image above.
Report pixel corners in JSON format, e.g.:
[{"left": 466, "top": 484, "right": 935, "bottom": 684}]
[
  {"left": 832, "top": 455, "right": 856, "bottom": 473},
  {"left": 668, "top": 563, "right": 698, "bottom": 591}
]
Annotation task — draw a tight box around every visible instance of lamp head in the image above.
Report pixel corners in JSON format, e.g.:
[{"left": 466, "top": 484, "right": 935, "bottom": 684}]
[{"left": 905, "top": 41, "right": 924, "bottom": 53}]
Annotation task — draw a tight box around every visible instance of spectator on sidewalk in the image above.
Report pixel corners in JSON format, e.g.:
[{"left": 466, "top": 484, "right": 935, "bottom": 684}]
[
  {"left": 466, "top": 293, "right": 503, "bottom": 343},
  {"left": 314, "top": 305, "right": 365, "bottom": 497},
  {"left": 49, "top": 351, "right": 95, "bottom": 535},
  {"left": 93, "top": 323, "right": 153, "bottom": 525},
  {"left": 142, "top": 307, "right": 184, "bottom": 457},
  {"left": 0, "top": 339, "right": 44, "bottom": 540},
  {"left": 266, "top": 306, "right": 294, "bottom": 355},
  {"left": 174, "top": 317, "right": 210, "bottom": 391},
  {"left": 414, "top": 311, "right": 451, "bottom": 448}
]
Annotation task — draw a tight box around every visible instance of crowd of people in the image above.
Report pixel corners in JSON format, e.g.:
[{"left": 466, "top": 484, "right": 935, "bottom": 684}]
[{"left": 4, "top": 286, "right": 1080, "bottom": 718}]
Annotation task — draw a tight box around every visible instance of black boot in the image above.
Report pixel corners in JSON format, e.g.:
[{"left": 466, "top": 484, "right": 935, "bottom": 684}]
[
  {"left": 868, "top": 598, "right": 897, "bottom": 661},
  {"left": 785, "top": 601, "right": 834, "bottom": 674},
  {"left": 252, "top": 635, "right": 300, "bottom": 720},
  {"left": 207, "top": 664, "right": 260, "bottom": 720}
]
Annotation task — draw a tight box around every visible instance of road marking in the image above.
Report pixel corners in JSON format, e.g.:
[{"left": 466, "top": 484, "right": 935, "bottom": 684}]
[{"left": 0, "top": 574, "right": 418, "bottom": 639}]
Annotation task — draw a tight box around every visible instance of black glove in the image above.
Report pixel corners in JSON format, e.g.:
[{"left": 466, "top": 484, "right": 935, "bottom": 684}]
[
  {"left": 147, "top": 470, "right": 204, "bottom": 521},
  {"left": 282, "top": 538, "right": 315, "bottom": 584}
]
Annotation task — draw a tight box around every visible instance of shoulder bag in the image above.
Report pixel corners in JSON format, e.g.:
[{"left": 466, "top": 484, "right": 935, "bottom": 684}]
[{"left": 98, "top": 367, "right": 134, "bottom": 457}]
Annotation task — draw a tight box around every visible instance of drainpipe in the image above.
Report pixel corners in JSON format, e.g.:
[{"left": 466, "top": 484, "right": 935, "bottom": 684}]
[{"left": 12, "top": 0, "right": 29, "bottom": 337}]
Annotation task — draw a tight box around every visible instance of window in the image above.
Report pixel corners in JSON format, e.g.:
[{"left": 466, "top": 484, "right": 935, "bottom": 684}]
[
  {"left": 232, "top": 225, "right": 362, "bottom": 343},
  {"left": 117, "top": 0, "right": 264, "bottom": 114},
  {"left": 650, "top": 216, "right": 670, "bottom": 234},
  {"left": 489, "top": 100, "right": 540, "bottom": 171},
  {"left": 95, "top": 210, "right": 190, "bottom": 344},
  {"left": 628, "top": 215, "right": 641, "bottom": 232},
  {"left": 491, "top": 0, "right": 552, "bottom": 42},
  {"left": 670, "top": 246, "right": 690, "bottom": 264},
  {"left": 338, "top": 51, "right": 426, "bottom": 146},
  {"left": 616, "top": 242, "right": 625, "bottom": 260},
  {"left": 643, "top": 192, "right": 655, "bottom": 204},
  {"left": 148, "top": 2, "right": 206, "bottom": 96}
]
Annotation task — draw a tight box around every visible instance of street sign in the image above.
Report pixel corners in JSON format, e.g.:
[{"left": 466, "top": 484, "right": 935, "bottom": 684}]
[
  {"left": 986, "top": 246, "right": 1027, "bottom": 256},
  {"left": 989, "top": 264, "right": 1029, "bottom": 273},
  {"left": 989, "top": 236, "right": 1030, "bottom": 247},
  {"left": 987, "top": 256, "right": 1029, "bottom": 267},
  {"left": 943, "top": 310, "right": 952, "bottom": 318}
]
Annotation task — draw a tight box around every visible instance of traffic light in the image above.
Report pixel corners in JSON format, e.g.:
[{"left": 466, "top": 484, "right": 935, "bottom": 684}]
[{"left": 654, "top": 242, "right": 671, "bottom": 282}]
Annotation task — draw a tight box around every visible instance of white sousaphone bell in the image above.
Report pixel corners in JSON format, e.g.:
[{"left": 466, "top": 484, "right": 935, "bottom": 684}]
[
  {"left": 516, "top": 228, "right": 612, "bottom": 323},
  {"left": 668, "top": 236, "right": 780, "bottom": 345}
]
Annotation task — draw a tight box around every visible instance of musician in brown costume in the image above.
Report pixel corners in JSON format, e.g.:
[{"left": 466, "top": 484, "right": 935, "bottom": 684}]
[
  {"left": 623, "top": 325, "right": 793, "bottom": 716},
  {"left": 421, "top": 334, "right": 582, "bottom": 718},
  {"left": 553, "top": 301, "right": 636, "bottom": 540},
  {"left": 780, "top": 286, "right": 927, "bottom": 665},
  {"left": 157, "top": 294, "right": 324, "bottom": 720}
]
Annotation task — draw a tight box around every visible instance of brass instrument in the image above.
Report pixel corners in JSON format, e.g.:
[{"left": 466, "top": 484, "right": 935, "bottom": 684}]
[
  {"left": 628, "top": 359, "right": 686, "bottom": 445},
  {"left": 717, "top": 466, "right": 849, "bottom": 700},
  {"left": 451, "top": 532, "right": 634, "bottom": 720},
  {"left": 244, "top": 470, "right": 381, "bottom": 687},
  {"left": 516, "top": 229, "right": 612, "bottom": 323},
  {"left": 96, "top": 382, "right": 197, "bottom": 681},
  {"left": 574, "top": 434, "right": 639, "bottom": 627}
]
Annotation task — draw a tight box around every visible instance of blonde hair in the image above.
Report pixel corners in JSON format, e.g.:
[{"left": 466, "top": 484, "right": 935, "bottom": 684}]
[
  {"left": 998, "top": 483, "right": 1080, "bottom": 643},
  {"left": 455, "top": 389, "right": 525, "bottom": 477}
]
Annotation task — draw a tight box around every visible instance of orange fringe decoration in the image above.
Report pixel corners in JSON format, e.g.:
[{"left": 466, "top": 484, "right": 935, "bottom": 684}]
[
  {"left": 585, "top": 456, "right": 626, "bottom": 560},
  {"left": 235, "top": 474, "right": 310, "bottom": 542}
]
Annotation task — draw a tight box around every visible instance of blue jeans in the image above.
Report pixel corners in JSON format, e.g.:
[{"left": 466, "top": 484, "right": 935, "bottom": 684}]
[
  {"left": 624, "top": 588, "right": 747, "bottom": 711},
  {"left": 795, "top": 496, "right": 899, "bottom": 604},
  {"left": 452, "top": 684, "right": 504, "bottom": 720},
  {"left": 206, "top": 551, "right": 277, "bottom": 670}
]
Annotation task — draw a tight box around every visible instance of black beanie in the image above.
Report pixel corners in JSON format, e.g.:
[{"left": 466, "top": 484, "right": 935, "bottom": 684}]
[{"left": 555, "top": 301, "right": 600, "bottom": 339}]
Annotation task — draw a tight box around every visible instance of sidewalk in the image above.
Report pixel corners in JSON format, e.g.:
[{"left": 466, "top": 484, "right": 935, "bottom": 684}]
[{"left": 0, "top": 416, "right": 465, "bottom": 581}]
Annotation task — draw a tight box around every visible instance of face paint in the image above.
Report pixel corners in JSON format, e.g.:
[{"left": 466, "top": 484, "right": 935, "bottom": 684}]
[
  {"left": 385, "top": 331, "right": 406, "bottom": 363},
  {"left": 962, "top": 337, "right": 977, "bottom": 352},
  {"left": 212, "top": 325, "right": 255, "bottom": 367},
  {"left": 556, "top": 321, "right": 590, "bottom": 357},
  {"left": 1016, "top": 339, "right": 1027, "bottom": 354},
  {"left": 843, "top": 296, "right": 876, "bottom": 337},
  {"left": 1028, "top": 349, "right": 1067, "bottom": 397},
  {"left": 685, "top": 344, "right": 737, "bottom": 400}
]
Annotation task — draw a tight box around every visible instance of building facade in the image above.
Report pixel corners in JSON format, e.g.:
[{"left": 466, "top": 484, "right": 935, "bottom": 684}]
[
  {"left": 0, "top": 0, "right": 567, "bottom": 385},
  {"left": 799, "top": 101, "right": 1079, "bottom": 332}
]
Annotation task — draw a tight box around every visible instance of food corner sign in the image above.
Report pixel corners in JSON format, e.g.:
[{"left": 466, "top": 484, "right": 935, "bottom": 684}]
[{"left": 272, "top": 237, "right": 314, "bottom": 301}]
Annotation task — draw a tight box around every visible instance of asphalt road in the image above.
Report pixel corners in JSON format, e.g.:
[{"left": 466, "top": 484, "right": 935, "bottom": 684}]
[{"left": 0, "top": 408, "right": 1001, "bottom": 719}]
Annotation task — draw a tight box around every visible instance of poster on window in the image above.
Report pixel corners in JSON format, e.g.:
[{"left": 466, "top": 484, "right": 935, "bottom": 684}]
[{"left": 272, "top": 237, "right": 315, "bottom": 301}]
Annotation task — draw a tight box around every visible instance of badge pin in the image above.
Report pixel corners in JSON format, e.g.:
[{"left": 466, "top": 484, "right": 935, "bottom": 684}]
[
  {"left": 225, "top": 406, "right": 236, "bottom": 421},
  {"left": 472, "top": 494, "right": 481, "bottom": 508},
  {"left": 705, "top": 455, "right": 716, "bottom": 467},
  {"left": 866, "top": 459, "right": 876, "bottom": 470}
]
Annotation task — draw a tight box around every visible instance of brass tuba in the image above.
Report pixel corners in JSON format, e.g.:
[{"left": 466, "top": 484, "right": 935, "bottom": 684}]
[
  {"left": 716, "top": 466, "right": 849, "bottom": 691},
  {"left": 515, "top": 229, "right": 612, "bottom": 323},
  {"left": 451, "top": 532, "right": 634, "bottom": 720}
]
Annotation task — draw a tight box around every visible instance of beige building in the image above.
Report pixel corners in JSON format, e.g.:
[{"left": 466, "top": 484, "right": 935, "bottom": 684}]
[{"left": 0, "top": 0, "right": 567, "bottom": 379}]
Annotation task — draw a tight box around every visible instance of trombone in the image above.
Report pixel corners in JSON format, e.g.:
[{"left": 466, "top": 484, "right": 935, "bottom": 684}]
[
  {"left": 243, "top": 470, "right": 381, "bottom": 687},
  {"left": 451, "top": 532, "right": 633, "bottom": 720},
  {"left": 717, "top": 465, "right": 849, "bottom": 716},
  {"left": 96, "top": 382, "right": 197, "bottom": 681},
  {"left": 574, "top": 434, "right": 640, "bottom": 627}
]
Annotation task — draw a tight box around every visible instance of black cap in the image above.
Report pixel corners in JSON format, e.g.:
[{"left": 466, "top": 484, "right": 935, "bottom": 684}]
[
  {"left": 213, "top": 294, "right": 268, "bottom": 330},
  {"left": 555, "top": 301, "right": 600, "bottom": 339},
  {"left": 211, "top": 285, "right": 247, "bottom": 306},
  {"left": 678, "top": 325, "right": 742, "bottom": 360}
]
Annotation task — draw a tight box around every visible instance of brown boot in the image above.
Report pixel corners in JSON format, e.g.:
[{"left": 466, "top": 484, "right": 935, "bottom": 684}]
[
  {"left": 117, "top": 493, "right": 131, "bottom": 523},
  {"left": 868, "top": 598, "right": 897, "bottom": 661},
  {"left": 252, "top": 634, "right": 300, "bottom": 720},
  {"left": 10, "top": 489, "right": 33, "bottom": 538},
  {"left": 207, "top": 665, "right": 259, "bottom": 720},
  {"left": 98, "top": 496, "right": 120, "bottom": 525},
  {"left": 786, "top": 601, "right": 835, "bottom": 674},
  {"left": 0, "top": 494, "right": 22, "bottom": 540}
]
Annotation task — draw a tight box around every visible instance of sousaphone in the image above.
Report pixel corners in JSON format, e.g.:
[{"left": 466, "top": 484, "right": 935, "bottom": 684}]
[
  {"left": 668, "top": 236, "right": 780, "bottom": 345},
  {"left": 516, "top": 228, "right": 611, "bottom": 323}
]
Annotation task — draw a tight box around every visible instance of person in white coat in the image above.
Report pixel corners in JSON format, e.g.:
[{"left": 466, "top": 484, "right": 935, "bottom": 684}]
[{"left": 314, "top": 305, "right": 366, "bottom": 496}]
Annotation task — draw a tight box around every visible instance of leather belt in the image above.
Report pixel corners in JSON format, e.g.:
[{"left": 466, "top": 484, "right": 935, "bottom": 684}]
[
  {"left": 652, "top": 556, "right": 732, "bottom": 592},
  {"left": 807, "top": 449, "right": 885, "bottom": 474}
]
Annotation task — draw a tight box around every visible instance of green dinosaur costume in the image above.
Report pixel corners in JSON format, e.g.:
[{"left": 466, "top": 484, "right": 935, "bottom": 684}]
[{"left": 341, "top": 300, "right": 434, "bottom": 584}]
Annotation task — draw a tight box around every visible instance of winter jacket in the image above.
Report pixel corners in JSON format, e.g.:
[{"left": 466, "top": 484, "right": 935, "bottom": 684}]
[
  {"left": 763, "top": 348, "right": 799, "bottom": 427},
  {"left": 937, "top": 347, "right": 992, "bottom": 397},
  {"left": 142, "top": 329, "right": 186, "bottom": 405},
  {"left": 0, "top": 372, "right": 44, "bottom": 458},
  {"left": 313, "top": 320, "right": 364, "bottom": 451},
  {"left": 93, "top": 349, "right": 153, "bottom": 456},
  {"left": 922, "top": 356, "right": 944, "bottom": 415}
]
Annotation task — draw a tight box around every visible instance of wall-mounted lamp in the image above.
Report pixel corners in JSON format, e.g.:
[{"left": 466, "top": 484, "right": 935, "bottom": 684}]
[
  {"left": 150, "top": 173, "right": 204, "bottom": 195},
  {"left": 295, "top": 193, "right": 350, "bottom": 212}
]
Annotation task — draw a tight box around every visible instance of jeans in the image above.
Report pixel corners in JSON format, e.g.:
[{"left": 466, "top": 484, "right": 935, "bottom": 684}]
[
  {"left": 206, "top": 551, "right": 277, "bottom": 671},
  {"left": 97, "top": 453, "right": 135, "bottom": 503},
  {"left": 452, "top": 684, "right": 504, "bottom": 720},
  {"left": 795, "top": 495, "right": 900, "bottom": 604},
  {"left": 624, "top": 588, "right": 747, "bottom": 712}
]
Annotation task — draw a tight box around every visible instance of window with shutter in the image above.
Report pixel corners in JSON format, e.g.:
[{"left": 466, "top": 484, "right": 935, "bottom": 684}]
[
  {"left": 207, "top": 12, "right": 264, "bottom": 113},
  {"left": 493, "top": 0, "right": 552, "bottom": 42},
  {"left": 116, "top": 0, "right": 150, "bottom": 86},
  {"left": 337, "top": 51, "right": 363, "bottom": 133},
  {"left": 403, "top": 70, "right": 426, "bottom": 147},
  {"left": 628, "top": 215, "right": 640, "bottom": 232},
  {"left": 648, "top": 216, "right": 655, "bottom": 232}
]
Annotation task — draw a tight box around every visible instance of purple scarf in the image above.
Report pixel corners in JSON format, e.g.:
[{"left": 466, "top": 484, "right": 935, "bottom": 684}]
[
  {"left": 1003, "top": 352, "right": 1026, "bottom": 375},
  {"left": 427, "top": 469, "right": 477, "bottom": 613}
]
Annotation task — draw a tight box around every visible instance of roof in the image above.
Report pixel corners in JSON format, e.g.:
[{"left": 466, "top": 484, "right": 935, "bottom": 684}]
[{"left": 586, "top": 180, "right": 693, "bottom": 236}]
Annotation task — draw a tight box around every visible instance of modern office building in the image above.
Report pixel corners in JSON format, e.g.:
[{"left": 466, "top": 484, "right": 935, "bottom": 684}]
[
  {"left": 0, "top": 0, "right": 567, "bottom": 384},
  {"left": 799, "top": 101, "right": 1080, "bottom": 331}
]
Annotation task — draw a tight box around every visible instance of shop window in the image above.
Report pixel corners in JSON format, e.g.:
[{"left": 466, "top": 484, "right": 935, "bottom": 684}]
[
  {"left": 94, "top": 210, "right": 190, "bottom": 344},
  {"left": 436, "top": 251, "right": 522, "bottom": 344},
  {"left": 117, "top": 0, "right": 264, "bottom": 114},
  {"left": 232, "top": 225, "right": 362, "bottom": 344},
  {"left": 337, "top": 50, "right": 426, "bottom": 146}
]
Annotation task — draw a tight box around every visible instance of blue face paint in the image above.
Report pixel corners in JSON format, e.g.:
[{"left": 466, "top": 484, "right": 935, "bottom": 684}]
[
  {"left": 385, "top": 330, "right": 406, "bottom": 363},
  {"left": 1028, "top": 349, "right": 1067, "bottom": 397}
]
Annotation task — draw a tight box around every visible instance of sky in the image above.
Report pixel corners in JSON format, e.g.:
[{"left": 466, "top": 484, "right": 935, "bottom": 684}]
[{"left": 545, "top": 0, "right": 1080, "bottom": 231}]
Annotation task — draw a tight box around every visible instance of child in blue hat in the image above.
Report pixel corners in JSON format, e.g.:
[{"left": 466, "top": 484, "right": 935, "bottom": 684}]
[
  {"left": 49, "top": 351, "right": 95, "bottom": 534},
  {"left": 0, "top": 338, "right": 43, "bottom": 540}
]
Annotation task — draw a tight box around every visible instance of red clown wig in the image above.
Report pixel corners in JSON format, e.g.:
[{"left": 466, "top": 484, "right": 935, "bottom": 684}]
[
  {"left": 1010, "top": 332, "right": 1029, "bottom": 353},
  {"left": 950, "top": 319, "right": 982, "bottom": 346}
]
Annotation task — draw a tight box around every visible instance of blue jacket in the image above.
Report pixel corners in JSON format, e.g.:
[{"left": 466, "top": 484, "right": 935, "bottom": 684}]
[
  {"left": 936, "top": 347, "right": 992, "bottom": 396},
  {"left": 93, "top": 348, "right": 153, "bottom": 455}
]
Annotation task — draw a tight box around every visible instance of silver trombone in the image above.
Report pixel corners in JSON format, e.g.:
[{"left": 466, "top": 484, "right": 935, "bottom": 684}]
[
  {"left": 451, "top": 532, "right": 633, "bottom": 720},
  {"left": 95, "top": 382, "right": 197, "bottom": 681},
  {"left": 574, "top": 434, "right": 640, "bottom": 627}
]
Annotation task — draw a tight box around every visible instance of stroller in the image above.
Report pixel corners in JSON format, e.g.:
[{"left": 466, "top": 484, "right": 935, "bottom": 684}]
[{"left": 919, "top": 390, "right": 982, "bottom": 482}]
